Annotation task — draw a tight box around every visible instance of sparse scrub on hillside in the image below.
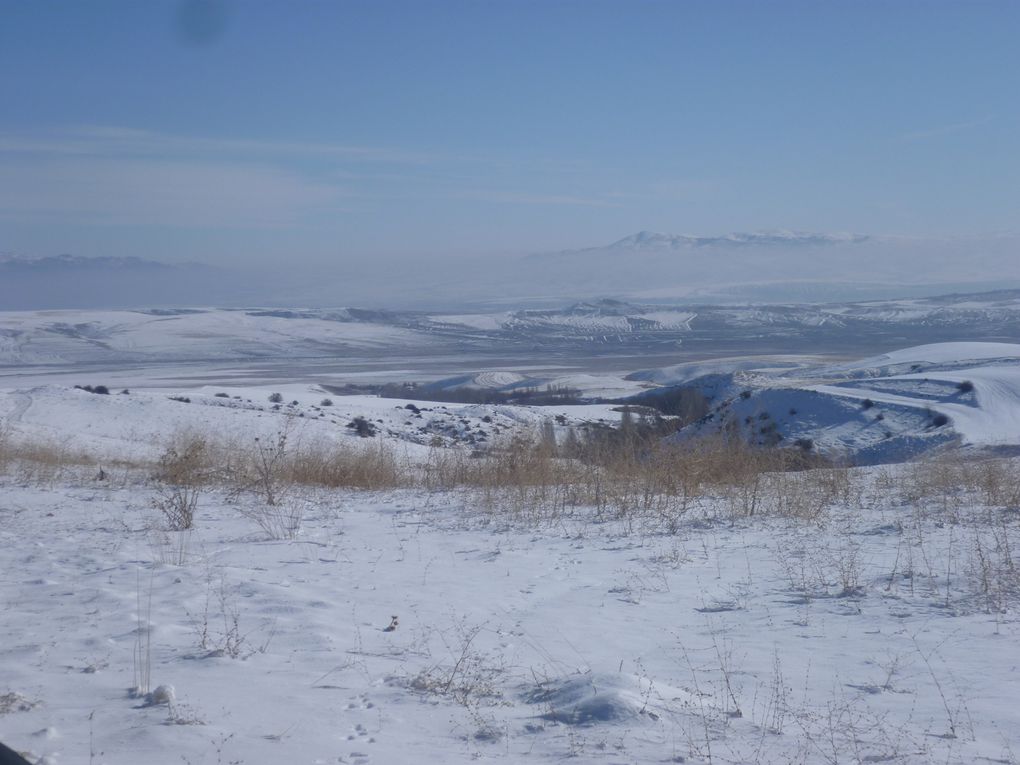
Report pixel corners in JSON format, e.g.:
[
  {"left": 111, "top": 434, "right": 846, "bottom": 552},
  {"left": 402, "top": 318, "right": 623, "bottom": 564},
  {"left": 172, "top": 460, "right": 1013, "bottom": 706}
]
[
  {"left": 347, "top": 416, "right": 377, "bottom": 438},
  {"left": 0, "top": 427, "right": 136, "bottom": 482},
  {"left": 149, "top": 426, "right": 413, "bottom": 506},
  {"left": 284, "top": 438, "right": 404, "bottom": 490},
  {"left": 423, "top": 423, "right": 844, "bottom": 529}
]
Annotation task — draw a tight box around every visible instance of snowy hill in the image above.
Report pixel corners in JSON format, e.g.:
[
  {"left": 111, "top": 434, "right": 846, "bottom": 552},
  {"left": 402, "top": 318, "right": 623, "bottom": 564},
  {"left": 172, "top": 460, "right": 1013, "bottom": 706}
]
[
  {"left": 671, "top": 342, "right": 1020, "bottom": 463},
  {"left": 4, "top": 290, "right": 1020, "bottom": 398}
]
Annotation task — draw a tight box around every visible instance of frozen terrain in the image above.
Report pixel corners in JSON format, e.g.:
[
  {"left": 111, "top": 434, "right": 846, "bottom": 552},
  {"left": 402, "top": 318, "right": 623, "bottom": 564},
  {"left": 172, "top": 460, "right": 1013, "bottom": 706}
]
[
  {"left": 3, "top": 289, "right": 1020, "bottom": 394},
  {"left": 1, "top": 441, "right": 1019, "bottom": 763},
  {"left": 2, "top": 332, "right": 1020, "bottom": 764},
  {"left": 672, "top": 342, "right": 1020, "bottom": 464}
]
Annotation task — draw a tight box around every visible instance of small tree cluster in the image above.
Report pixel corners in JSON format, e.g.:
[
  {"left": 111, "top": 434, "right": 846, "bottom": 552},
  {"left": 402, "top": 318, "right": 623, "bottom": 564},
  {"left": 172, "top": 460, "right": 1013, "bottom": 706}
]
[
  {"left": 347, "top": 416, "right": 377, "bottom": 438},
  {"left": 75, "top": 384, "right": 110, "bottom": 395}
]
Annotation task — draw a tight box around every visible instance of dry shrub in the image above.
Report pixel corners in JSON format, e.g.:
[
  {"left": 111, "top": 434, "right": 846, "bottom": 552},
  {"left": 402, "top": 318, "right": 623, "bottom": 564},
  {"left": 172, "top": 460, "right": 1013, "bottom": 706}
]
[
  {"left": 152, "top": 483, "right": 200, "bottom": 531},
  {"left": 239, "top": 498, "right": 306, "bottom": 540},
  {"left": 587, "top": 435, "right": 834, "bottom": 522},
  {"left": 965, "top": 508, "right": 1020, "bottom": 612},
  {"left": 902, "top": 454, "right": 1020, "bottom": 518},
  {"left": 0, "top": 421, "right": 9, "bottom": 471},
  {"left": 900, "top": 455, "right": 970, "bottom": 516},
  {"left": 423, "top": 444, "right": 476, "bottom": 490},
  {"left": 211, "top": 426, "right": 409, "bottom": 501},
  {"left": 0, "top": 429, "right": 121, "bottom": 482},
  {"left": 454, "top": 432, "right": 590, "bottom": 523},
  {"left": 284, "top": 439, "right": 405, "bottom": 490},
  {"left": 155, "top": 430, "right": 212, "bottom": 485},
  {"left": 441, "top": 429, "right": 844, "bottom": 528},
  {"left": 965, "top": 459, "right": 1020, "bottom": 507}
]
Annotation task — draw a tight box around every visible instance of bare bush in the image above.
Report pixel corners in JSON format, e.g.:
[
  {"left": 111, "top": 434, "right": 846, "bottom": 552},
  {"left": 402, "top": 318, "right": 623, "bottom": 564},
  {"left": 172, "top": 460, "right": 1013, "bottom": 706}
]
[
  {"left": 0, "top": 421, "right": 9, "bottom": 471},
  {"left": 152, "top": 483, "right": 200, "bottom": 531},
  {"left": 223, "top": 428, "right": 293, "bottom": 506},
  {"left": 963, "top": 506, "right": 1019, "bottom": 613},
  {"left": 156, "top": 431, "right": 211, "bottom": 485},
  {"left": 409, "top": 619, "right": 505, "bottom": 707},
  {"left": 187, "top": 573, "right": 254, "bottom": 658},
  {"left": 284, "top": 439, "right": 404, "bottom": 490},
  {"left": 239, "top": 498, "right": 305, "bottom": 540}
]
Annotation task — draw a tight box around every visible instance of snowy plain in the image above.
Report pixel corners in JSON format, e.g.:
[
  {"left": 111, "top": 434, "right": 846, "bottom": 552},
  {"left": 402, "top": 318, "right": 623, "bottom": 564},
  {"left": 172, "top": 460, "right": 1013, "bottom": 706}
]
[{"left": 1, "top": 340, "right": 1019, "bottom": 764}]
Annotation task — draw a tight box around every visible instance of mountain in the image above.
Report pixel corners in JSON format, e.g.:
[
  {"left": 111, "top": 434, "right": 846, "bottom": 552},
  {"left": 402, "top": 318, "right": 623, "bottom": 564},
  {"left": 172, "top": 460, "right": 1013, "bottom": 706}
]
[
  {"left": 512, "top": 231, "right": 1020, "bottom": 304},
  {"left": 579, "top": 229, "right": 870, "bottom": 253},
  {"left": 0, "top": 254, "right": 178, "bottom": 272},
  {"left": 0, "top": 254, "right": 247, "bottom": 310}
]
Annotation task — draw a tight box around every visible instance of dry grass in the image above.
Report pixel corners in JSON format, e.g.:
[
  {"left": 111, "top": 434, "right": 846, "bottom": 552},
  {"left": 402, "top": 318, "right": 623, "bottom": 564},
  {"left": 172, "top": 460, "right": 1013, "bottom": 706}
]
[
  {"left": 284, "top": 438, "right": 406, "bottom": 490},
  {"left": 0, "top": 424, "right": 140, "bottom": 483},
  {"left": 4, "top": 415, "right": 1018, "bottom": 538}
]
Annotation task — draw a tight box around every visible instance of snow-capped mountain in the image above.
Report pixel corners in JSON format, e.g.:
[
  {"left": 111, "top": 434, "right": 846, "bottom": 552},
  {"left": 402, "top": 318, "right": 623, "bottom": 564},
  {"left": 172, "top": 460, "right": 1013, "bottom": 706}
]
[
  {"left": 584, "top": 229, "right": 870, "bottom": 252},
  {"left": 511, "top": 231, "right": 1020, "bottom": 304}
]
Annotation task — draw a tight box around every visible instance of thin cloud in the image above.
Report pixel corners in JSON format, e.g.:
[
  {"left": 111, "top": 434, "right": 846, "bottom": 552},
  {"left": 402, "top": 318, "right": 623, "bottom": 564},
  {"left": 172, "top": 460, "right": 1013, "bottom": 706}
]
[
  {"left": 462, "top": 191, "right": 619, "bottom": 207},
  {"left": 0, "top": 125, "right": 437, "bottom": 165},
  {"left": 901, "top": 116, "right": 993, "bottom": 141},
  {"left": 0, "top": 156, "right": 350, "bottom": 229}
]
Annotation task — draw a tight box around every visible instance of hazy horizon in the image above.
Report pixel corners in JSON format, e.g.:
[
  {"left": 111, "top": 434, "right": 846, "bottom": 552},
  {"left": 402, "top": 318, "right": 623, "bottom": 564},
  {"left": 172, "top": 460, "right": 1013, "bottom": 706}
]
[{"left": 2, "top": 0, "right": 1019, "bottom": 293}]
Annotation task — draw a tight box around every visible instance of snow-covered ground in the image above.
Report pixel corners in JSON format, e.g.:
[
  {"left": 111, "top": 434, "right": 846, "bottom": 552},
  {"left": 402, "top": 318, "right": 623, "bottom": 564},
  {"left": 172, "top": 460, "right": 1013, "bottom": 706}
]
[
  {"left": 1, "top": 461, "right": 1018, "bottom": 764},
  {"left": 674, "top": 342, "right": 1020, "bottom": 463},
  {"left": 2, "top": 340, "right": 1020, "bottom": 764},
  {"left": 0, "top": 383, "right": 623, "bottom": 463}
]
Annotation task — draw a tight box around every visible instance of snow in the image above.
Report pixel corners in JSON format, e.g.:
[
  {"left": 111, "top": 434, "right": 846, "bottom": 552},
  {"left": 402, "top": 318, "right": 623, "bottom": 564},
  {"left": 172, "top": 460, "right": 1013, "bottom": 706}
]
[
  {"left": 674, "top": 343, "right": 1020, "bottom": 461},
  {"left": 0, "top": 309, "right": 432, "bottom": 369},
  {"left": 821, "top": 342, "right": 1020, "bottom": 375},
  {"left": 2, "top": 340, "right": 1020, "bottom": 763},
  {"left": 812, "top": 365, "right": 1020, "bottom": 447},
  {"left": 629, "top": 356, "right": 812, "bottom": 386},
  {"left": 430, "top": 314, "right": 509, "bottom": 331},
  {"left": 0, "top": 383, "right": 623, "bottom": 465},
  {"left": 2, "top": 466, "right": 1019, "bottom": 764}
]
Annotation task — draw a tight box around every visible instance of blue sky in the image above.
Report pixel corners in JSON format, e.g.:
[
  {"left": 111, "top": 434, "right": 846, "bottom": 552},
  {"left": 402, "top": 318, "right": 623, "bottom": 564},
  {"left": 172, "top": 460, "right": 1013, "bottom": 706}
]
[{"left": 1, "top": 0, "right": 1018, "bottom": 267}]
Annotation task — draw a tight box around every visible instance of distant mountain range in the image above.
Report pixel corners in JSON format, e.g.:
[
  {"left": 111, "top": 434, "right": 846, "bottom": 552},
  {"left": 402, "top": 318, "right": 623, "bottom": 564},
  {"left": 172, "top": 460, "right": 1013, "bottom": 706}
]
[
  {"left": 0, "top": 253, "right": 239, "bottom": 310},
  {"left": 509, "top": 229, "right": 1020, "bottom": 305},
  {"left": 4, "top": 227, "right": 1019, "bottom": 310},
  {"left": 570, "top": 229, "right": 871, "bottom": 253},
  {"left": 0, "top": 254, "right": 183, "bottom": 272}
]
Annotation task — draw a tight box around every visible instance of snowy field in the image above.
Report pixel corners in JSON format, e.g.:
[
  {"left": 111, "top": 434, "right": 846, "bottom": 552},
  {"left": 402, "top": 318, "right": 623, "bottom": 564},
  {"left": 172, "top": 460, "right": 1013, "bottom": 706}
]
[
  {"left": 2, "top": 342, "right": 1020, "bottom": 764},
  {"left": 1, "top": 460, "right": 1019, "bottom": 764}
]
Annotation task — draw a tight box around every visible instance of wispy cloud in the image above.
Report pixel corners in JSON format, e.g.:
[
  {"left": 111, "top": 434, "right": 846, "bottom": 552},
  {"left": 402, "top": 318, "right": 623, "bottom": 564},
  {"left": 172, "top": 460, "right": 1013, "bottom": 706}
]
[
  {"left": 901, "top": 116, "right": 994, "bottom": 141},
  {"left": 0, "top": 125, "right": 627, "bottom": 233},
  {"left": 0, "top": 156, "right": 350, "bottom": 228},
  {"left": 0, "top": 125, "right": 436, "bottom": 164},
  {"left": 0, "top": 126, "right": 434, "bottom": 229},
  {"left": 461, "top": 191, "right": 619, "bottom": 207}
]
